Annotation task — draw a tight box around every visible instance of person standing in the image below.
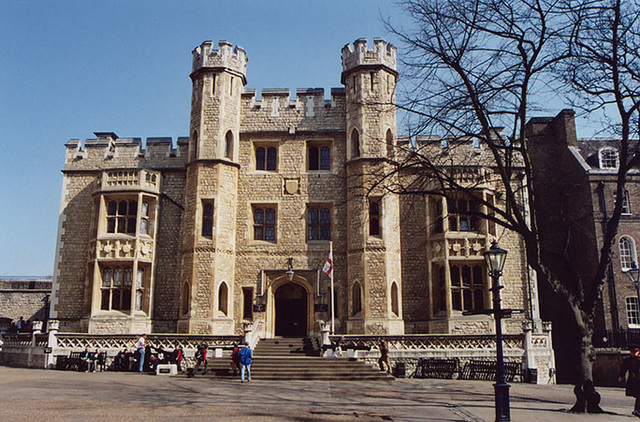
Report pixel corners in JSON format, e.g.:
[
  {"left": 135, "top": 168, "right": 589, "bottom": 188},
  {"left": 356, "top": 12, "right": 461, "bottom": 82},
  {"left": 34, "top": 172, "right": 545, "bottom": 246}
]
[
  {"left": 334, "top": 336, "right": 345, "bottom": 358},
  {"left": 378, "top": 338, "right": 392, "bottom": 375},
  {"left": 239, "top": 341, "right": 253, "bottom": 382},
  {"left": 620, "top": 346, "right": 640, "bottom": 417},
  {"left": 136, "top": 334, "right": 147, "bottom": 373}
]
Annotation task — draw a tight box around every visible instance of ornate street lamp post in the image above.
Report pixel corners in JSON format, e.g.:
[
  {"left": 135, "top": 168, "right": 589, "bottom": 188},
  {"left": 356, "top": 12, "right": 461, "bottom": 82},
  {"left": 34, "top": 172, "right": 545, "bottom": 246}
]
[{"left": 484, "top": 241, "right": 511, "bottom": 422}]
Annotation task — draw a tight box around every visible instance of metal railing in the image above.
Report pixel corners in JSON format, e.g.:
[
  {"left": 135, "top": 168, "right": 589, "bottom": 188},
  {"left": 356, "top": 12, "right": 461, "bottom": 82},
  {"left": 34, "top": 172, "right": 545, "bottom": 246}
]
[{"left": 593, "top": 329, "right": 640, "bottom": 348}]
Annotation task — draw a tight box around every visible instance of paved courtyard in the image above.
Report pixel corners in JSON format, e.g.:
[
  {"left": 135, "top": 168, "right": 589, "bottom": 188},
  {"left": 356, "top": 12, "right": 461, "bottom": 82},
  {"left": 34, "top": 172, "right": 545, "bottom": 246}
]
[{"left": 0, "top": 366, "right": 636, "bottom": 421}]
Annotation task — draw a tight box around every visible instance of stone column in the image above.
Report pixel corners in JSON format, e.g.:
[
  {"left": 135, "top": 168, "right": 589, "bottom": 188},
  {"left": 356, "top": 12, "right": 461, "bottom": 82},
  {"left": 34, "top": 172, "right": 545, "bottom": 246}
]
[
  {"left": 45, "top": 320, "right": 60, "bottom": 369},
  {"left": 243, "top": 321, "right": 253, "bottom": 348},
  {"left": 543, "top": 321, "right": 556, "bottom": 384},
  {"left": 522, "top": 320, "right": 538, "bottom": 383},
  {"left": 319, "top": 321, "right": 332, "bottom": 357}
]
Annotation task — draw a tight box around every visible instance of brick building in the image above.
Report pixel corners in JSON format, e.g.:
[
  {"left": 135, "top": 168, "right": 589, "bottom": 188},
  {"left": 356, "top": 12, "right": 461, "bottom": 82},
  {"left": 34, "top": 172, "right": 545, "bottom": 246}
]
[
  {"left": 526, "top": 110, "right": 640, "bottom": 381},
  {"left": 51, "top": 38, "right": 538, "bottom": 336}
]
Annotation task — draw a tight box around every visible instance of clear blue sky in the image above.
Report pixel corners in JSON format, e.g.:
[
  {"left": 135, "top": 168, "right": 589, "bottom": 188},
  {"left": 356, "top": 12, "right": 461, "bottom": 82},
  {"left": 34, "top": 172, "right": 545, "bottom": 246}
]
[
  {"left": 0, "top": 0, "right": 410, "bottom": 276},
  {"left": 0, "top": 1, "right": 593, "bottom": 276}
]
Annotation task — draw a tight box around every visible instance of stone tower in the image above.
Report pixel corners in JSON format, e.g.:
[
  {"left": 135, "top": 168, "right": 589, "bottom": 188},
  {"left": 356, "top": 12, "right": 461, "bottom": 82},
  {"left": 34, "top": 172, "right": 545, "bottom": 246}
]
[
  {"left": 177, "top": 41, "right": 246, "bottom": 333},
  {"left": 341, "top": 38, "right": 404, "bottom": 334}
]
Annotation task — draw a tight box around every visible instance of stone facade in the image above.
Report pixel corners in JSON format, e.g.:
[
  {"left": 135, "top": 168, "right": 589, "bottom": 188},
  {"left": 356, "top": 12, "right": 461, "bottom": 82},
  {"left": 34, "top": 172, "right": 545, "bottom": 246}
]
[{"left": 51, "top": 38, "right": 537, "bottom": 339}]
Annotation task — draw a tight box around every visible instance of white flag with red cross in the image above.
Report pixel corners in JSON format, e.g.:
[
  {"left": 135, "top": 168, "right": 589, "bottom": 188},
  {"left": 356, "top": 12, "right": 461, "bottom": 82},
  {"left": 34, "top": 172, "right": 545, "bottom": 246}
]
[{"left": 323, "top": 250, "right": 333, "bottom": 276}]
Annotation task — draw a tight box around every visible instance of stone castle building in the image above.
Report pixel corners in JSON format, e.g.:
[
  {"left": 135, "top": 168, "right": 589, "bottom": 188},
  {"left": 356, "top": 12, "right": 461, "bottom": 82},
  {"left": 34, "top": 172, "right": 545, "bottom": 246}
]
[{"left": 51, "top": 38, "right": 538, "bottom": 337}]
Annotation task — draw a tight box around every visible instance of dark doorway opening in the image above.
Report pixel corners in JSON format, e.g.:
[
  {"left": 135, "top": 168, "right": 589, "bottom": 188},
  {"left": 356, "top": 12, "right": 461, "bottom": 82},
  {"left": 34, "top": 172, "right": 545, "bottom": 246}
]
[{"left": 275, "top": 283, "right": 307, "bottom": 337}]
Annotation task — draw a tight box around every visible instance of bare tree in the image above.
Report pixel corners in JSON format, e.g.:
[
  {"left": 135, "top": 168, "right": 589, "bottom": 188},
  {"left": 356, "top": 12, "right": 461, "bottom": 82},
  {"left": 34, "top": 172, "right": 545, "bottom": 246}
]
[{"left": 375, "top": 0, "right": 640, "bottom": 413}]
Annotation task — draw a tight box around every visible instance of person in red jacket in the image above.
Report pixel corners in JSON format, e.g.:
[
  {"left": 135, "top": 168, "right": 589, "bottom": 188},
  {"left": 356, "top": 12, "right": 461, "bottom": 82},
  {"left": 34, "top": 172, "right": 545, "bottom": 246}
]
[
  {"left": 172, "top": 344, "right": 184, "bottom": 373},
  {"left": 230, "top": 344, "right": 240, "bottom": 376},
  {"left": 188, "top": 344, "right": 208, "bottom": 378},
  {"left": 620, "top": 346, "right": 640, "bottom": 417}
]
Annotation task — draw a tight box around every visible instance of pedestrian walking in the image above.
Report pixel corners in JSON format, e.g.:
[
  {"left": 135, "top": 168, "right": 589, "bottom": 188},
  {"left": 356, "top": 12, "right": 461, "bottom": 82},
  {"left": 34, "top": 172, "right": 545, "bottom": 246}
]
[
  {"left": 188, "top": 344, "right": 208, "bottom": 377},
  {"left": 230, "top": 343, "right": 240, "bottom": 376},
  {"left": 378, "top": 338, "right": 392, "bottom": 374},
  {"left": 239, "top": 341, "right": 252, "bottom": 382},
  {"left": 620, "top": 346, "right": 640, "bottom": 417},
  {"left": 135, "top": 334, "right": 147, "bottom": 372},
  {"left": 172, "top": 344, "right": 184, "bottom": 373}
]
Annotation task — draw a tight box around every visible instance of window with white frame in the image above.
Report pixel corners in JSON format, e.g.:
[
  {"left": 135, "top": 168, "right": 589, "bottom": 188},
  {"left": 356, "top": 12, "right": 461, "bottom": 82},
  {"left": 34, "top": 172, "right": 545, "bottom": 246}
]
[
  {"left": 615, "top": 189, "right": 632, "bottom": 214},
  {"left": 620, "top": 236, "right": 638, "bottom": 271},
  {"left": 599, "top": 148, "right": 619, "bottom": 170},
  {"left": 627, "top": 297, "right": 640, "bottom": 328}
]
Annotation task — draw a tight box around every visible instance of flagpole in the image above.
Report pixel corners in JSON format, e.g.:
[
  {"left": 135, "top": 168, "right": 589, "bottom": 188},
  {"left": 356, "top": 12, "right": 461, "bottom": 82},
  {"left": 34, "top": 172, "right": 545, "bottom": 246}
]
[{"left": 329, "top": 241, "right": 335, "bottom": 335}]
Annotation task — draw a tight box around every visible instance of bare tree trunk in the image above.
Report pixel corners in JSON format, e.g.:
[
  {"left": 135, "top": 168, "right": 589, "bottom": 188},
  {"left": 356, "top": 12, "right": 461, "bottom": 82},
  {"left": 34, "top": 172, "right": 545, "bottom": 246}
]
[{"left": 569, "top": 309, "right": 603, "bottom": 413}]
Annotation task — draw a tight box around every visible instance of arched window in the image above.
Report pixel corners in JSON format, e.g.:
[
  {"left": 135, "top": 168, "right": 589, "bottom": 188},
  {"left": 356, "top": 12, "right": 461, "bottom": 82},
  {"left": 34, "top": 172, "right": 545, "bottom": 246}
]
[
  {"left": 351, "top": 129, "right": 360, "bottom": 158},
  {"left": 191, "top": 130, "right": 198, "bottom": 161},
  {"left": 620, "top": 236, "right": 637, "bottom": 270},
  {"left": 256, "top": 146, "right": 266, "bottom": 170},
  {"left": 218, "top": 282, "right": 229, "bottom": 316},
  {"left": 181, "top": 282, "right": 190, "bottom": 315},
  {"left": 224, "top": 131, "right": 234, "bottom": 159},
  {"left": 391, "top": 281, "right": 399, "bottom": 316},
  {"left": 599, "top": 148, "right": 619, "bottom": 169},
  {"left": 202, "top": 200, "right": 214, "bottom": 238},
  {"left": 352, "top": 281, "right": 362, "bottom": 316},
  {"left": 369, "top": 199, "right": 381, "bottom": 237}
]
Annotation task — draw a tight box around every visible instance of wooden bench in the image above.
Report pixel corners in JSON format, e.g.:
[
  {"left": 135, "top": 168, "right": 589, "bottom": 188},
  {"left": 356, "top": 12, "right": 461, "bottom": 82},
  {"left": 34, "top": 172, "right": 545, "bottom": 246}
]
[
  {"left": 56, "top": 351, "right": 86, "bottom": 371},
  {"left": 459, "top": 360, "right": 521, "bottom": 382},
  {"left": 411, "top": 358, "right": 460, "bottom": 379}
]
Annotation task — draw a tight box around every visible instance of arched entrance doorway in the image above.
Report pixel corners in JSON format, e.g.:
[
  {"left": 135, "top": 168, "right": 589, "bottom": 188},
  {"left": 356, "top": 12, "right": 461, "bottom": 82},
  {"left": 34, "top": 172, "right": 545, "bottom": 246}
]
[{"left": 275, "top": 283, "right": 307, "bottom": 337}]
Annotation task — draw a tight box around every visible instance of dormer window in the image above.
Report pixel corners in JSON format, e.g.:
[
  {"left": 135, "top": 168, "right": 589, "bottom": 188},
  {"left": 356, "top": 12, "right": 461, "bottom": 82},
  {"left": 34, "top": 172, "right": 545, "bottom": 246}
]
[{"left": 599, "top": 148, "right": 619, "bottom": 170}]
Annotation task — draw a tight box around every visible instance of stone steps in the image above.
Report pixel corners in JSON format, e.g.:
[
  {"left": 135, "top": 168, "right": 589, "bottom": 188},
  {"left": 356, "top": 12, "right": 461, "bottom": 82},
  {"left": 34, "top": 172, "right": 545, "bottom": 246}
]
[{"left": 190, "top": 337, "right": 391, "bottom": 381}]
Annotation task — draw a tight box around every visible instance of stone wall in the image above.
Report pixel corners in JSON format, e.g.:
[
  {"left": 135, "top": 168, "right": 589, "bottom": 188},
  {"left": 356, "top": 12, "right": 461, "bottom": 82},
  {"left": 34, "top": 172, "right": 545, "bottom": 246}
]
[{"left": 0, "top": 278, "right": 51, "bottom": 326}]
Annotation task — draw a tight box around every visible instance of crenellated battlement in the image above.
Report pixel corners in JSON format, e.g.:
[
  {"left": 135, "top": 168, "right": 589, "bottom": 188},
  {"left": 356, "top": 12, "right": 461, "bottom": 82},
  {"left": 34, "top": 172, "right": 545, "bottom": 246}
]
[
  {"left": 240, "top": 87, "right": 345, "bottom": 110},
  {"left": 64, "top": 133, "right": 189, "bottom": 169},
  {"left": 341, "top": 38, "right": 396, "bottom": 78},
  {"left": 192, "top": 40, "right": 247, "bottom": 83}
]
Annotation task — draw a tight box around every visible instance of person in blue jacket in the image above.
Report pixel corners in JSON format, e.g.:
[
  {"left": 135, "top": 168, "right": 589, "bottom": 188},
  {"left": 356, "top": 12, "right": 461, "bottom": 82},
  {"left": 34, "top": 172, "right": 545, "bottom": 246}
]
[{"left": 239, "top": 341, "right": 253, "bottom": 382}]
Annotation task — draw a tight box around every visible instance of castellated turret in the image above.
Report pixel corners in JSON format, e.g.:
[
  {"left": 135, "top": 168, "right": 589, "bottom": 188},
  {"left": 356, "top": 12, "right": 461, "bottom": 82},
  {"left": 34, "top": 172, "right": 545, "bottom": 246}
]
[
  {"left": 342, "top": 38, "right": 403, "bottom": 335},
  {"left": 341, "top": 38, "right": 397, "bottom": 84},
  {"left": 192, "top": 40, "right": 247, "bottom": 83}
]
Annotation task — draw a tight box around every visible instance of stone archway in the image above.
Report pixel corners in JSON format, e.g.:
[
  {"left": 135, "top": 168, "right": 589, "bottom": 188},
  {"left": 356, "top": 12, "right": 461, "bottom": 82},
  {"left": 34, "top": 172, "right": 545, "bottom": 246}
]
[{"left": 274, "top": 283, "right": 308, "bottom": 337}]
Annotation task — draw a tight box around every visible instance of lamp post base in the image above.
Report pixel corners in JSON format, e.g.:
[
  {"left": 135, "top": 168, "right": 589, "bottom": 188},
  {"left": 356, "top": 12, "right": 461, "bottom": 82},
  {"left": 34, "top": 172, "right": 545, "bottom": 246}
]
[{"left": 494, "top": 382, "right": 511, "bottom": 421}]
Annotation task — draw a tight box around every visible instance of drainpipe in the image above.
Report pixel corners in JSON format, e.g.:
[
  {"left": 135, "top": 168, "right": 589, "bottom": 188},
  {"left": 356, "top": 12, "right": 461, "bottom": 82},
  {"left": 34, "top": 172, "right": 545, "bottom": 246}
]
[{"left": 597, "top": 181, "right": 620, "bottom": 333}]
